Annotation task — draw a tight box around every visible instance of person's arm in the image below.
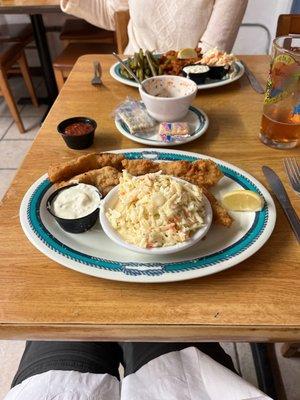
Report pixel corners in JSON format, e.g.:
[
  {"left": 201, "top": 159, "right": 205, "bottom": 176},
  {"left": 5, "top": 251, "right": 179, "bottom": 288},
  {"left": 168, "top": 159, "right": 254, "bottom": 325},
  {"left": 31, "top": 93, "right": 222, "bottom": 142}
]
[
  {"left": 60, "top": 0, "right": 129, "bottom": 31},
  {"left": 200, "top": 0, "right": 248, "bottom": 52}
]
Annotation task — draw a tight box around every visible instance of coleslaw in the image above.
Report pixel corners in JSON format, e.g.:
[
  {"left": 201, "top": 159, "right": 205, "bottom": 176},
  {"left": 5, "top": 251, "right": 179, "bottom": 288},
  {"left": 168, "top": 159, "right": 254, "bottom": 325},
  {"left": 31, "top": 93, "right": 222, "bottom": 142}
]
[{"left": 106, "top": 171, "right": 206, "bottom": 248}]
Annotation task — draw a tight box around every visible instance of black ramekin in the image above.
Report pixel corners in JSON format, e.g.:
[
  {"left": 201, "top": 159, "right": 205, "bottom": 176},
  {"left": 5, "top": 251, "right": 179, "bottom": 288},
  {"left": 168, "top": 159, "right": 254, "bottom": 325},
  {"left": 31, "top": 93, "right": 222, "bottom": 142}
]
[
  {"left": 46, "top": 184, "right": 102, "bottom": 234},
  {"left": 182, "top": 65, "right": 210, "bottom": 84},
  {"left": 57, "top": 117, "right": 97, "bottom": 150},
  {"left": 207, "top": 66, "right": 228, "bottom": 80}
]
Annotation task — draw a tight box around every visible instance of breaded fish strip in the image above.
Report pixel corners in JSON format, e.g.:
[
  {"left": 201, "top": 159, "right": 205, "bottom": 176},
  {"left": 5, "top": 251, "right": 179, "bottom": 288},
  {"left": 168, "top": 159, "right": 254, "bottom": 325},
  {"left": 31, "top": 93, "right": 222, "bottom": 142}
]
[
  {"left": 202, "top": 187, "right": 234, "bottom": 227},
  {"left": 48, "top": 153, "right": 124, "bottom": 183},
  {"left": 159, "top": 159, "right": 223, "bottom": 187},
  {"left": 121, "top": 159, "right": 160, "bottom": 175},
  {"left": 187, "top": 159, "right": 223, "bottom": 187},
  {"left": 56, "top": 166, "right": 121, "bottom": 196}
]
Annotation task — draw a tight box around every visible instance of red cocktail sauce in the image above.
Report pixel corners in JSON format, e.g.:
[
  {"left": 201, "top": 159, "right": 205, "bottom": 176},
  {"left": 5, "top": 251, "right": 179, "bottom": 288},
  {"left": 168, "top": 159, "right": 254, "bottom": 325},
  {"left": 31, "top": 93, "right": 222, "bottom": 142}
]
[{"left": 64, "top": 122, "right": 93, "bottom": 136}]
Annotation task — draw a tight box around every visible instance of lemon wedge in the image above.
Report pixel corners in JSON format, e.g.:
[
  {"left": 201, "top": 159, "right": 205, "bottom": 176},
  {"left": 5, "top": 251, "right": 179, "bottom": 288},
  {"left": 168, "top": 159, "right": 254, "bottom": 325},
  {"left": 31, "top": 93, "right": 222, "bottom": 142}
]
[
  {"left": 221, "top": 190, "right": 264, "bottom": 212},
  {"left": 177, "top": 48, "right": 198, "bottom": 59}
]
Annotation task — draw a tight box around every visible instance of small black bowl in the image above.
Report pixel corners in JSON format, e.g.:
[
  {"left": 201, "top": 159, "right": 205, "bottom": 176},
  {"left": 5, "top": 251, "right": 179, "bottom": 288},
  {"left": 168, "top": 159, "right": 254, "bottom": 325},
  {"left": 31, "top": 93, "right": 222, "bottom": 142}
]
[
  {"left": 182, "top": 65, "right": 210, "bottom": 84},
  {"left": 207, "top": 65, "right": 229, "bottom": 80},
  {"left": 57, "top": 117, "right": 97, "bottom": 150},
  {"left": 46, "top": 184, "right": 101, "bottom": 234}
]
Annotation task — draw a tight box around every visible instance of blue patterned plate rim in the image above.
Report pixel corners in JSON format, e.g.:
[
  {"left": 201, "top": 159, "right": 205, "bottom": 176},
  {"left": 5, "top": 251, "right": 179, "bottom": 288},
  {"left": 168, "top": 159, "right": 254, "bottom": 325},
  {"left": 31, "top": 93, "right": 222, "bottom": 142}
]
[
  {"left": 115, "top": 105, "right": 208, "bottom": 146},
  {"left": 20, "top": 149, "right": 276, "bottom": 283}
]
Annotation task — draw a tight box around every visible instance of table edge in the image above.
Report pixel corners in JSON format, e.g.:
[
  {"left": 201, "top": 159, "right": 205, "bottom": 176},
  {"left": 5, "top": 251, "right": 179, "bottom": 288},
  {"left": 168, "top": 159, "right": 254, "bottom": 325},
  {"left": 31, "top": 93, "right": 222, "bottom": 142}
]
[{"left": 0, "top": 323, "right": 299, "bottom": 342}]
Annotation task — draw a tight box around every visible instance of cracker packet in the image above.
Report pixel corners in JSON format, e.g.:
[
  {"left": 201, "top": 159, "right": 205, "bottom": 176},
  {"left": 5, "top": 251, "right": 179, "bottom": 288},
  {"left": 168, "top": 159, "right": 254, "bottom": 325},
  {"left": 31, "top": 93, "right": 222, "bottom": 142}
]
[{"left": 115, "top": 98, "right": 155, "bottom": 134}]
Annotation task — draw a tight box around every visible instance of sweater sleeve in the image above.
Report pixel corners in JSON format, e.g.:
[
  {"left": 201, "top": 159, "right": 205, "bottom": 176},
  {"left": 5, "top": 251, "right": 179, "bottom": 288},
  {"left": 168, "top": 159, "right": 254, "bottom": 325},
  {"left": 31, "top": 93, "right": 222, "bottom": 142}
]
[
  {"left": 200, "top": 0, "right": 248, "bottom": 52},
  {"left": 60, "top": 0, "right": 129, "bottom": 31}
]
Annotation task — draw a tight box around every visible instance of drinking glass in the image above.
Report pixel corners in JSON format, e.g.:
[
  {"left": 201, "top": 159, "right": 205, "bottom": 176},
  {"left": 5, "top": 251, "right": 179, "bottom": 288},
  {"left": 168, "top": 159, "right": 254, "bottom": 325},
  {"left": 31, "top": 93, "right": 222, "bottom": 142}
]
[{"left": 260, "top": 35, "right": 300, "bottom": 149}]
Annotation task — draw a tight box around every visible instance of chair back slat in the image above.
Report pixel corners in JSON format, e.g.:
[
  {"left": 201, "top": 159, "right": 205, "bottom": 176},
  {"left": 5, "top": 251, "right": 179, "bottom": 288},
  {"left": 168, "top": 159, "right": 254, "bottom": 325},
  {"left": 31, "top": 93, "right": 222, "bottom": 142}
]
[
  {"left": 276, "top": 14, "right": 300, "bottom": 36},
  {"left": 114, "top": 10, "right": 130, "bottom": 54}
]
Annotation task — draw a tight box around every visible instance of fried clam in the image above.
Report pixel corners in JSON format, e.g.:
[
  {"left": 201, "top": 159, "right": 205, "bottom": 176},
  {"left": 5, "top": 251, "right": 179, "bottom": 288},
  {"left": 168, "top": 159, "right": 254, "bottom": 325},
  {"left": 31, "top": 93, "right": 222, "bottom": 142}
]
[
  {"left": 48, "top": 153, "right": 124, "bottom": 183},
  {"left": 56, "top": 166, "right": 121, "bottom": 196}
]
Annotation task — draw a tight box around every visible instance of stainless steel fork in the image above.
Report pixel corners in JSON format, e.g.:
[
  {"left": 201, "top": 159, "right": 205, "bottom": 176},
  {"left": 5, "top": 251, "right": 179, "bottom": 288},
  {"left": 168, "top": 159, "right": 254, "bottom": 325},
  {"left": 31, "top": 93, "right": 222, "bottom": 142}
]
[
  {"left": 91, "top": 61, "right": 102, "bottom": 86},
  {"left": 283, "top": 158, "right": 300, "bottom": 195}
]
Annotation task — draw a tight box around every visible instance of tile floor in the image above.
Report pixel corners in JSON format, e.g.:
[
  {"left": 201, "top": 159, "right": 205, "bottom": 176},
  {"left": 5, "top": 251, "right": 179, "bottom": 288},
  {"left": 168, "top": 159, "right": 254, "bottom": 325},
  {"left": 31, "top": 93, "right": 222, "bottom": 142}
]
[{"left": 0, "top": 78, "right": 299, "bottom": 400}]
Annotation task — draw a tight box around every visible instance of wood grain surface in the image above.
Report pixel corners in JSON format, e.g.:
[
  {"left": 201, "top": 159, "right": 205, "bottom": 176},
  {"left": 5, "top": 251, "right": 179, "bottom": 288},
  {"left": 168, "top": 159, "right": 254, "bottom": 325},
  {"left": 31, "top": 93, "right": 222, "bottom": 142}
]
[
  {"left": 0, "top": 0, "right": 60, "bottom": 13},
  {"left": 0, "top": 55, "right": 299, "bottom": 341}
]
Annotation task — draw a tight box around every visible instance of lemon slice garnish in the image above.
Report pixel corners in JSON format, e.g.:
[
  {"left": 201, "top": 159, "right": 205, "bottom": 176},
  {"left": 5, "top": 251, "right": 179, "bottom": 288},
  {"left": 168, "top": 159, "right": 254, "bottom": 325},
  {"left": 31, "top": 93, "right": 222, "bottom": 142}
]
[
  {"left": 177, "top": 48, "right": 198, "bottom": 59},
  {"left": 221, "top": 190, "right": 264, "bottom": 212}
]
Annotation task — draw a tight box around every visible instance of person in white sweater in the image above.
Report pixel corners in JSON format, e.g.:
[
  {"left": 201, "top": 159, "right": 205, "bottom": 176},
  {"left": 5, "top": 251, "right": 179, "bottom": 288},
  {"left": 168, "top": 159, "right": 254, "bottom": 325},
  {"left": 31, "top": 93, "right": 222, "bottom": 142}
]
[{"left": 60, "top": 0, "right": 248, "bottom": 54}]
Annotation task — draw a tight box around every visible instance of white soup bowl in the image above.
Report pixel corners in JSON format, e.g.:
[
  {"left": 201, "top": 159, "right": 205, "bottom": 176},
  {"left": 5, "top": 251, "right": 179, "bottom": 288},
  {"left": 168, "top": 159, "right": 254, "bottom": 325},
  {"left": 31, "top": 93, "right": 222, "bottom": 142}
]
[{"left": 139, "top": 75, "right": 198, "bottom": 122}]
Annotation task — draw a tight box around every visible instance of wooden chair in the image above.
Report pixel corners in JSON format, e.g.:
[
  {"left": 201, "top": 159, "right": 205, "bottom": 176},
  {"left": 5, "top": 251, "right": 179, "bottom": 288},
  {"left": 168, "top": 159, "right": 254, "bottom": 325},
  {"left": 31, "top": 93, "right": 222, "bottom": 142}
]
[
  {"left": 276, "top": 14, "right": 300, "bottom": 36},
  {"left": 0, "top": 23, "right": 33, "bottom": 44},
  {"left": 60, "top": 19, "right": 115, "bottom": 45},
  {"left": 0, "top": 43, "right": 38, "bottom": 133},
  {"left": 114, "top": 10, "right": 130, "bottom": 54},
  {"left": 281, "top": 343, "right": 300, "bottom": 358},
  {"left": 53, "top": 42, "right": 115, "bottom": 91}
]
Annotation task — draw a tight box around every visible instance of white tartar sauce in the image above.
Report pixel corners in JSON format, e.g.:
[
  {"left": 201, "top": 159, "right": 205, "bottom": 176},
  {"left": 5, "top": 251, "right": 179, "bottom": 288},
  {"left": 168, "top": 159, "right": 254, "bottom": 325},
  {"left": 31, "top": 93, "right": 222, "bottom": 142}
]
[
  {"left": 52, "top": 183, "right": 100, "bottom": 219},
  {"left": 183, "top": 65, "right": 209, "bottom": 75}
]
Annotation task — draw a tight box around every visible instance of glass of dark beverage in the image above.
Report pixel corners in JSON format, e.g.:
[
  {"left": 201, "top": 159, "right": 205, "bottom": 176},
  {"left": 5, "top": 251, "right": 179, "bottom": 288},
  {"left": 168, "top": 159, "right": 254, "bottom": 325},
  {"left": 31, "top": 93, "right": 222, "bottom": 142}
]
[{"left": 260, "top": 35, "right": 300, "bottom": 149}]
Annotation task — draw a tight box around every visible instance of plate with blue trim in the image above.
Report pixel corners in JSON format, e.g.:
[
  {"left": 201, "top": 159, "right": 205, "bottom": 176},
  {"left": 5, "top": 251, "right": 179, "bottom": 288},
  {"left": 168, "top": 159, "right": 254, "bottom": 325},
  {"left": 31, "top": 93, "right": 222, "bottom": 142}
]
[
  {"left": 110, "top": 61, "right": 244, "bottom": 90},
  {"left": 19, "top": 149, "right": 276, "bottom": 283},
  {"left": 115, "top": 105, "right": 208, "bottom": 146}
]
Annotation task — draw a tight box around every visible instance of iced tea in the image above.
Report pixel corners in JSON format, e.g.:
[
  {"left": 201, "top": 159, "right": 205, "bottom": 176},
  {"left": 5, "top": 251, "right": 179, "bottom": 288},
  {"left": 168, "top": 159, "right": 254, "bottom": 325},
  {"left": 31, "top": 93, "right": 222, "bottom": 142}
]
[{"left": 260, "top": 35, "right": 300, "bottom": 149}]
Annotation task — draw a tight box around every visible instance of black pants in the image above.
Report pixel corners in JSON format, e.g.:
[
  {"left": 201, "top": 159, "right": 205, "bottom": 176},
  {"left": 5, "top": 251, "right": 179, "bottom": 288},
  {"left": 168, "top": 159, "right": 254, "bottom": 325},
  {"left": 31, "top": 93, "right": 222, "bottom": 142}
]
[{"left": 12, "top": 341, "right": 236, "bottom": 388}]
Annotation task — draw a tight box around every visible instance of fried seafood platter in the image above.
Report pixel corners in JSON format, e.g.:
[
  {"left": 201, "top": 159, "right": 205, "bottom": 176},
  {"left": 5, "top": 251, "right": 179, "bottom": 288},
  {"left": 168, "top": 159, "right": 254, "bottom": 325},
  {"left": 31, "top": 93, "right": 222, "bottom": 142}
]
[{"left": 48, "top": 152, "right": 233, "bottom": 229}]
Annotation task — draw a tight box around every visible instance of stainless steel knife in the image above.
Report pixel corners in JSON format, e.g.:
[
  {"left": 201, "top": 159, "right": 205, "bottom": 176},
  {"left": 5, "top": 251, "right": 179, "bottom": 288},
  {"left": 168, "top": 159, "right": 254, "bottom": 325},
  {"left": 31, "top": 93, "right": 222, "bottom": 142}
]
[
  {"left": 241, "top": 61, "right": 265, "bottom": 94},
  {"left": 262, "top": 166, "right": 300, "bottom": 243}
]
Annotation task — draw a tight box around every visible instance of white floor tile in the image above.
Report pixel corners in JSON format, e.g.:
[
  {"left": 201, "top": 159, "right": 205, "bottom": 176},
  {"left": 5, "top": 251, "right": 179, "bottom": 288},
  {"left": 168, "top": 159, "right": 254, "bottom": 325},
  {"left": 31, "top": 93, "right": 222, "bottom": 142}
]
[
  {"left": 275, "top": 343, "right": 300, "bottom": 400},
  {"left": 21, "top": 104, "right": 47, "bottom": 118},
  {"left": 0, "top": 118, "right": 13, "bottom": 139},
  {"left": 0, "top": 169, "right": 16, "bottom": 200},
  {"left": 0, "top": 341, "right": 25, "bottom": 400},
  {"left": 7, "top": 76, "right": 40, "bottom": 99},
  {"left": 0, "top": 140, "right": 32, "bottom": 169},
  {"left": 236, "top": 343, "right": 258, "bottom": 387},
  {"left": 0, "top": 98, "right": 23, "bottom": 118},
  {"left": 0, "top": 76, "right": 42, "bottom": 119},
  {"left": 4, "top": 118, "right": 41, "bottom": 140}
]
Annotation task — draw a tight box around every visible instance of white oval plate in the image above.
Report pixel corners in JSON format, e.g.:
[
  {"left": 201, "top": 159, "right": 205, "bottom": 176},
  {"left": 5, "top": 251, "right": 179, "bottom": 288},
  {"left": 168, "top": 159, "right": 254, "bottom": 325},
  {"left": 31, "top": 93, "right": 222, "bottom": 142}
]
[
  {"left": 115, "top": 105, "right": 209, "bottom": 147},
  {"left": 110, "top": 61, "right": 245, "bottom": 90},
  {"left": 20, "top": 148, "right": 276, "bottom": 283}
]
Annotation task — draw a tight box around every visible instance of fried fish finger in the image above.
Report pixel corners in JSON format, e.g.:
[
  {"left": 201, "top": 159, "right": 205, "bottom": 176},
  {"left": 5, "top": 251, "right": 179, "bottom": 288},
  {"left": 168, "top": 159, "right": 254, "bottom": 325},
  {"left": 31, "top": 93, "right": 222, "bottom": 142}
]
[
  {"left": 48, "top": 153, "right": 124, "bottom": 183},
  {"left": 56, "top": 166, "right": 121, "bottom": 196},
  {"left": 187, "top": 159, "right": 223, "bottom": 187},
  {"left": 121, "top": 159, "right": 160, "bottom": 175},
  {"left": 158, "top": 161, "right": 191, "bottom": 177},
  {"left": 202, "top": 187, "right": 233, "bottom": 227},
  {"left": 159, "top": 159, "right": 223, "bottom": 187}
]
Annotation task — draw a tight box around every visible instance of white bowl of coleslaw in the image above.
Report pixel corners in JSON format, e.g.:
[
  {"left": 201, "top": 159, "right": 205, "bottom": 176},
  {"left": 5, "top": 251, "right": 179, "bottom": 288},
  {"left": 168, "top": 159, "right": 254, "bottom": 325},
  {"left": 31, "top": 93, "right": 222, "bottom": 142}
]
[{"left": 99, "top": 172, "right": 213, "bottom": 255}]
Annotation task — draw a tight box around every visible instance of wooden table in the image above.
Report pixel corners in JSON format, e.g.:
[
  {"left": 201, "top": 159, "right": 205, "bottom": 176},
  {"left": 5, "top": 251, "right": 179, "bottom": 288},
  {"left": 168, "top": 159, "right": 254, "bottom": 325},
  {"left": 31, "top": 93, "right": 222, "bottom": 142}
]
[
  {"left": 0, "top": 55, "right": 299, "bottom": 342},
  {"left": 0, "top": 0, "right": 61, "bottom": 104},
  {"left": 0, "top": 0, "right": 60, "bottom": 14}
]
